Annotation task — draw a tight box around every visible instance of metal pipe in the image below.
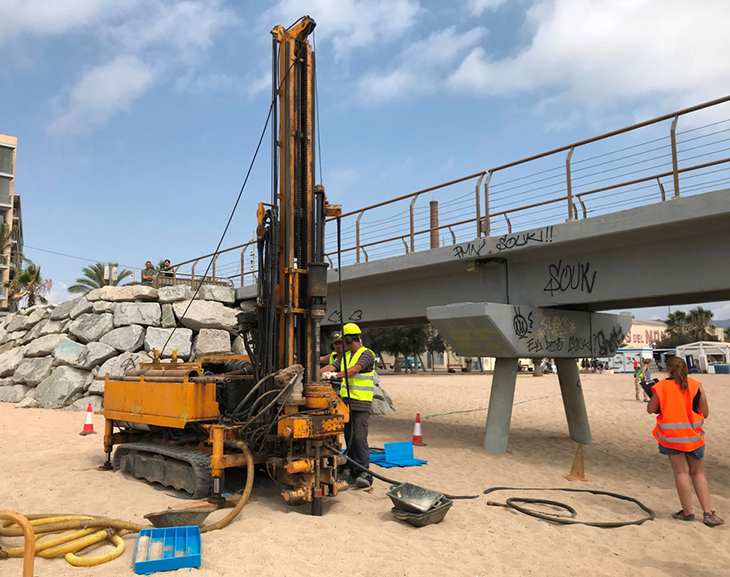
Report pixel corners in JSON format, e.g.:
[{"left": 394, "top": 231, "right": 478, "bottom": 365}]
[
  {"left": 125, "top": 369, "right": 201, "bottom": 378},
  {"left": 475, "top": 173, "right": 485, "bottom": 238},
  {"left": 409, "top": 193, "right": 420, "bottom": 252},
  {"left": 355, "top": 210, "right": 364, "bottom": 264},
  {"left": 671, "top": 114, "right": 680, "bottom": 197},
  {"left": 429, "top": 200, "right": 439, "bottom": 249},
  {"left": 332, "top": 172, "right": 486, "bottom": 220},
  {"left": 483, "top": 171, "right": 492, "bottom": 236},
  {"left": 566, "top": 146, "right": 575, "bottom": 221}
]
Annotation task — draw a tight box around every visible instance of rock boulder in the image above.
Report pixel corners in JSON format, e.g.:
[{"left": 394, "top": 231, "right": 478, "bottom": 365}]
[
  {"left": 144, "top": 327, "right": 193, "bottom": 359},
  {"left": 97, "top": 351, "right": 151, "bottom": 378},
  {"left": 89, "top": 286, "right": 159, "bottom": 302},
  {"left": 193, "top": 329, "right": 232, "bottom": 358},
  {"left": 68, "top": 313, "right": 114, "bottom": 344},
  {"left": 158, "top": 285, "right": 193, "bottom": 303},
  {"left": 65, "top": 395, "right": 103, "bottom": 412},
  {"left": 0, "top": 346, "right": 25, "bottom": 377},
  {"left": 0, "top": 384, "right": 31, "bottom": 403},
  {"left": 113, "top": 302, "right": 161, "bottom": 327},
  {"left": 50, "top": 298, "right": 82, "bottom": 321},
  {"left": 35, "top": 366, "right": 89, "bottom": 409},
  {"left": 99, "top": 325, "right": 145, "bottom": 352},
  {"left": 12, "top": 357, "right": 54, "bottom": 386},
  {"left": 172, "top": 300, "right": 237, "bottom": 333},
  {"left": 197, "top": 285, "right": 235, "bottom": 304},
  {"left": 25, "top": 333, "right": 68, "bottom": 357}
]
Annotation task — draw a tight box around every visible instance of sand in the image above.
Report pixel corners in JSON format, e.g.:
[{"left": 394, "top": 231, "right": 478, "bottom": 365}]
[{"left": 1, "top": 371, "right": 728, "bottom": 577}]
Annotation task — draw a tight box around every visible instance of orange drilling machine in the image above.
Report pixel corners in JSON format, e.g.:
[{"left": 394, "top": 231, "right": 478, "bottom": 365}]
[{"left": 100, "top": 16, "right": 346, "bottom": 516}]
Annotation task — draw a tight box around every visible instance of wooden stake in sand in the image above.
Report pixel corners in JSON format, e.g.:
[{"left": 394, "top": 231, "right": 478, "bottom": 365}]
[{"left": 565, "top": 444, "right": 587, "bottom": 482}]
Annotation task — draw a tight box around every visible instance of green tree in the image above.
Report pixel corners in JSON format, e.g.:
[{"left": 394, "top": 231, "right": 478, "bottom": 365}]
[
  {"left": 68, "top": 262, "right": 133, "bottom": 294},
  {"left": 6, "top": 262, "right": 52, "bottom": 308},
  {"left": 687, "top": 306, "right": 716, "bottom": 341},
  {"left": 363, "top": 325, "right": 430, "bottom": 373}
]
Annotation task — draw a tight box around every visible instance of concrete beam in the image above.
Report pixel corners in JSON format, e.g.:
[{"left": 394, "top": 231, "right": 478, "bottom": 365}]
[{"left": 426, "top": 302, "right": 633, "bottom": 358}]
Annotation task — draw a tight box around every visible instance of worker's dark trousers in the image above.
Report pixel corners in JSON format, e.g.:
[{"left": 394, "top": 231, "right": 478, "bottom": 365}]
[{"left": 345, "top": 410, "right": 371, "bottom": 482}]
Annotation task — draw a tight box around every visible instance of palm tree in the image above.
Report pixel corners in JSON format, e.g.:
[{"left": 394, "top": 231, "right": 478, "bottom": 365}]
[
  {"left": 665, "top": 310, "right": 689, "bottom": 338},
  {"left": 6, "top": 262, "right": 52, "bottom": 308},
  {"left": 67, "top": 262, "right": 133, "bottom": 294},
  {"left": 687, "top": 306, "right": 715, "bottom": 341},
  {"left": 0, "top": 222, "right": 13, "bottom": 255}
]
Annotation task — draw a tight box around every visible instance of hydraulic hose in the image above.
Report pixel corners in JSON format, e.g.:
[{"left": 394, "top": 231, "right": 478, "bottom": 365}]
[
  {"left": 483, "top": 487, "right": 655, "bottom": 528},
  {"left": 0, "top": 440, "right": 254, "bottom": 569},
  {"left": 201, "top": 440, "right": 254, "bottom": 533}
]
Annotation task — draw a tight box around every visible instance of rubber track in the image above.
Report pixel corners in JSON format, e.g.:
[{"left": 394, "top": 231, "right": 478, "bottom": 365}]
[{"left": 113, "top": 442, "right": 213, "bottom": 499}]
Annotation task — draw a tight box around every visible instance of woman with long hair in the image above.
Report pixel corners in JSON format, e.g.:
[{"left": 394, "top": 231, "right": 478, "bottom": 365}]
[{"left": 647, "top": 357, "right": 723, "bottom": 526}]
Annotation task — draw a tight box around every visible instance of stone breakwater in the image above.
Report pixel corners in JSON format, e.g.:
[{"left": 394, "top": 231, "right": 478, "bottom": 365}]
[{"left": 0, "top": 284, "right": 246, "bottom": 411}]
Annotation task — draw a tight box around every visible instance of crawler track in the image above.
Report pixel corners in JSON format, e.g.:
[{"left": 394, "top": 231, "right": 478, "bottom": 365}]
[{"left": 113, "top": 442, "right": 213, "bottom": 499}]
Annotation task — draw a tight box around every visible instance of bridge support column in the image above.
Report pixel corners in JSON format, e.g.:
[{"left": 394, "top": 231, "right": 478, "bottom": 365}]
[
  {"left": 555, "top": 358, "right": 592, "bottom": 445},
  {"left": 483, "top": 357, "right": 518, "bottom": 454}
]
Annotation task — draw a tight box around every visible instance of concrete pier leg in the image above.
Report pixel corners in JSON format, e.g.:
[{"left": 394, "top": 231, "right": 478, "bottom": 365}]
[
  {"left": 483, "top": 357, "right": 519, "bottom": 454},
  {"left": 555, "top": 358, "right": 592, "bottom": 445}
]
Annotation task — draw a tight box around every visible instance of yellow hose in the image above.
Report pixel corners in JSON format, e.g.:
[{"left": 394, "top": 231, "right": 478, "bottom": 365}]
[
  {"left": 0, "top": 440, "right": 255, "bottom": 569},
  {"left": 38, "top": 529, "right": 112, "bottom": 558},
  {"left": 65, "top": 532, "right": 127, "bottom": 567},
  {"left": 0, "top": 529, "right": 96, "bottom": 557}
]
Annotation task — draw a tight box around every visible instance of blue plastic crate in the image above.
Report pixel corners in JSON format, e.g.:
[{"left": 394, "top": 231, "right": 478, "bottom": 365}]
[{"left": 134, "top": 526, "right": 201, "bottom": 575}]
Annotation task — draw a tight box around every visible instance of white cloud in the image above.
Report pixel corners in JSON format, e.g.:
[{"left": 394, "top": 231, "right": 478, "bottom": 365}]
[
  {"left": 46, "top": 282, "right": 72, "bottom": 305},
  {"left": 468, "top": 0, "right": 507, "bottom": 16},
  {"left": 358, "top": 25, "right": 486, "bottom": 104},
  {"left": 2, "top": 0, "right": 237, "bottom": 135},
  {"left": 262, "top": 0, "right": 421, "bottom": 60},
  {"left": 448, "top": 0, "right": 730, "bottom": 110},
  {"left": 50, "top": 56, "right": 155, "bottom": 135},
  {"left": 0, "top": 0, "right": 113, "bottom": 42}
]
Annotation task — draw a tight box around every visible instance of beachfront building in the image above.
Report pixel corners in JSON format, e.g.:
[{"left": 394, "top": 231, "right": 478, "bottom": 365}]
[{"left": 0, "top": 133, "right": 24, "bottom": 313}]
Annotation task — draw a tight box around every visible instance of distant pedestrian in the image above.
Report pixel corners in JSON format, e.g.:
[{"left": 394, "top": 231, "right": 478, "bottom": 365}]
[
  {"left": 141, "top": 261, "right": 155, "bottom": 285},
  {"left": 647, "top": 357, "right": 723, "bottom": 527},
  {"left": 635, "top": 360, "right": 650, "bottom": 402}
]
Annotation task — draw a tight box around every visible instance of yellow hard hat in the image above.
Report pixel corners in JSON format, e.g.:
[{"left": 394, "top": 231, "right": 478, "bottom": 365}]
[{"left": 342, "top": 322, "right": 361, "bottom": 336}]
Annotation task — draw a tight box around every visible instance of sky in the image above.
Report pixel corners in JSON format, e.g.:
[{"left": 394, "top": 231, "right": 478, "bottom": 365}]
[{"left": 2, "top": 0, "right": 730, "bottom": 321}]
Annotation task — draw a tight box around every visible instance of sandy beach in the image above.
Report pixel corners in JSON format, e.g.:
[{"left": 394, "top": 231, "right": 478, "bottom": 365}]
[{"left": 1, "top": 370, "right": 728, "bottom": 577}]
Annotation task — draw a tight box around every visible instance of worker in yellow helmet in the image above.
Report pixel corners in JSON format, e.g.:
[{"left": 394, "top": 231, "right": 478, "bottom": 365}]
[{"left": 320, "top": 322, "right": 375, "bottom": 488}]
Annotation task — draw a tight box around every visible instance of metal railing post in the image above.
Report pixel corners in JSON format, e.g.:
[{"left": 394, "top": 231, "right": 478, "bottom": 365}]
[
  {"left": 503, "top": 213, "right": 512, "bottom": 234},
  {"left": 191, "top": 259, "right": 198, "bottom": 282},
  {"left": 475, "top": 173, "right": 485, "bottom": 238},
  {"left": 212, "top": 254, "right": 218, "bottom": 280},
  {"left": 240, "top": 247, "right": 246, "bottom": 286},
  {"left": 656, "top": 177, "right": 667, "bottom": 202},
  {"left": 670, "top": 114, "right": 680, "bottom": 197},
  {"left": 483, "top": 171, "right": 492, "bottom": 236},
  {"left": 409, "top": 194, "right": 420, "bottom": 252},
  {"left": 447, "top": 226, "right": 456, "bottom": 245},
  {"left": 355, "top": 210, "right": 364, "bottom": 264},
  {"left": 577, "top": 196, "right": 587, "bottom": 219},
  {"left": 566, "top": 146, "right": 575, "bottom": 221},
  {"left": 401, "top": 238, "right": 409, "bottom": 254}
]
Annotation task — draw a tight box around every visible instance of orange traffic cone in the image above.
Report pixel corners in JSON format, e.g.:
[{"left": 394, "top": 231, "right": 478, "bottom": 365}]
[
  {"left": 79, "top": 403, "right": 96, "bottom": 436},
  {"left": 412, "top": 413, "right": 426, "bottom": 446},
  {"left": 565, "top": 444, "right": 586, "bottom": 482}
]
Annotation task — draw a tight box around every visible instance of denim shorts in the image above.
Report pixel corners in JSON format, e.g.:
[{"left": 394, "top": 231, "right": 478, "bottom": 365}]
[{"left": 658, "top": 443, "right": 705, "bottom": 460}]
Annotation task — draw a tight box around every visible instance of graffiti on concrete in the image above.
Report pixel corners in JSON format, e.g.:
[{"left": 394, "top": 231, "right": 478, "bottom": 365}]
[
  {"left": 452, "top": 239, "right": 486, "bottom": 259},
  {"left": 512, "top": 306, "right": 534, "bottom": 340},
  {"left": 544, "top": 260, "right": 597, "bottom": 296},
  {"left": 568, "top": 336, "right": 591, "bottom": 353},
  {"left": 327, "top": 309, "right": 363, "bottom": 323},
  {"left": 495, "top": 226, "right": 554, "bottom": 252},
  {"left": 593, "top": 325, "right": 627, "bottom": 356}
]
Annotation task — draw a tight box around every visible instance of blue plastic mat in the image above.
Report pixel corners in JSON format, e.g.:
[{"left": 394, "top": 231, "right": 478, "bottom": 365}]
[{"left": 369, "top": 442, "right": 427, "bottom": 468}]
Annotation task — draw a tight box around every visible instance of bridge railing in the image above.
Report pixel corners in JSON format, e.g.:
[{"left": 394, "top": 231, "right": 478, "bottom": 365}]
[{"left": 172, "top": 94, "right": 730, "bottom": 282}]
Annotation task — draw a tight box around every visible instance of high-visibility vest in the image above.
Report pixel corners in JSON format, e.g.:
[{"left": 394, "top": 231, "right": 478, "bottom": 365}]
[
  {"left": 652, "top": 377, "right": 705, "bottom": 451},
  {"left": 339, "top": 346, "right": 374, "bottom": 403},
  {"left": 328, "top": 351, "right": 339, "bottom": 365}
]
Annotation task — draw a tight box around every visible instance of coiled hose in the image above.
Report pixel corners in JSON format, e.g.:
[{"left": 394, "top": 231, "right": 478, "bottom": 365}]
[{"left": 0, "top": 441, "right": 255, "bottom": 568}]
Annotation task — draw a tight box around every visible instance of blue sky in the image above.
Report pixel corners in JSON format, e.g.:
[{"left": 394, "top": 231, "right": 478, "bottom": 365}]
[{"left": 2, "top": 0, "right": 730, "bottom": 321}]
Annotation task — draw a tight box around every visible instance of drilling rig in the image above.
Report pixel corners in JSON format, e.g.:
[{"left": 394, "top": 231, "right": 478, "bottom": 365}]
[{"left": 100, "top": 16, "right": 347, "bottom": 516}]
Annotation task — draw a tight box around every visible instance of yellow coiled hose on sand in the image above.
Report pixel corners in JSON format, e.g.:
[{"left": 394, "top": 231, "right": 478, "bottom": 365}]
[{"left": 0, "top": 441, "right": 254, "bottom": 570}]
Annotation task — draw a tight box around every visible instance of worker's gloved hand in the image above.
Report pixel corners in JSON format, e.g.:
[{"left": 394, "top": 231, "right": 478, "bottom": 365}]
[{"left": 321, "top": 371, "right": 338, "bottom": 380}]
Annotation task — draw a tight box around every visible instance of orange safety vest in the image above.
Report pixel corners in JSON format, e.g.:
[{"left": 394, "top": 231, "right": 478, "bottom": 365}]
[{"left": 652, "top": 377, "right": 705, "bottom": 451}]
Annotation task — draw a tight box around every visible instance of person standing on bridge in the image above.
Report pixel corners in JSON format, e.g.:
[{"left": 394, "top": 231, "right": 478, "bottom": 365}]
[
  {"left": 321, "top": 322, "right": 375, "bottom": 489},
  {"left": 647, "top": 357, "right": 723, "bottom": 527}
]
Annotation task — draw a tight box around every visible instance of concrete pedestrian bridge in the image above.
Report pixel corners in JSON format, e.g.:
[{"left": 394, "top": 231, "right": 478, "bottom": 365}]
[{"left": 187, "top": 95, "right": 730, "bottom": 454}]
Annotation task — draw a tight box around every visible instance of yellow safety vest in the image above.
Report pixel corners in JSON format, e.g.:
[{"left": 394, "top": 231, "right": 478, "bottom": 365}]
[
  {"left": 329, "top": 351, "right": 339, "bottom": 365},
  {"left": 339, "top": 346, "right": 374, "bottom": 403}
]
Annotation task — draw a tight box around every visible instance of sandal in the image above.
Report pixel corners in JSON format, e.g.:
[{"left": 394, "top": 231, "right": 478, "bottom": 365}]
[
  {"left": 672, "top": 510, "right": 694, "bottom": 521},
  {"left": 703, "top": 511, "right": 724, "bottom": 527}
]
